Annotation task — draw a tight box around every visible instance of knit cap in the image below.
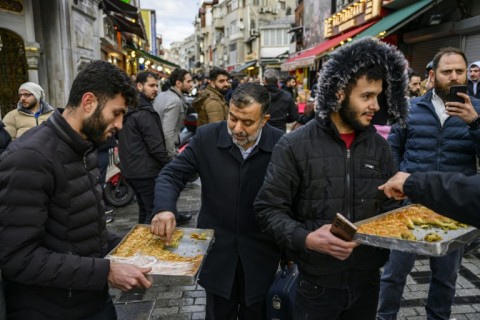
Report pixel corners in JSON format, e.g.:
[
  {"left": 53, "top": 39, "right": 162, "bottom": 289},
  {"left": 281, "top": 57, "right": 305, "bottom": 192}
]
[{"left": 19, "top": 82, "right": 45, "bottom": 101}]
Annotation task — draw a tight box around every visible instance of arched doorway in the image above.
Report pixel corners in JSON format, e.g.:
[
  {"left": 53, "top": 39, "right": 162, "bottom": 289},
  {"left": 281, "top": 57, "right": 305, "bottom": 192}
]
[{"left": 0, "top": 28, "right": 28, "bottom": 118}]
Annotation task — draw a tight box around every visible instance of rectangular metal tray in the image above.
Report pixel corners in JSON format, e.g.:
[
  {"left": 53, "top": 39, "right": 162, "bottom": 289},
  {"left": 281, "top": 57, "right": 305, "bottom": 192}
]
[
  {"left": 353, "top": 205, "right": 480, "bottom": 257},
  {"left": 106, "top": 225, "right": 214, "bottom": 285}
]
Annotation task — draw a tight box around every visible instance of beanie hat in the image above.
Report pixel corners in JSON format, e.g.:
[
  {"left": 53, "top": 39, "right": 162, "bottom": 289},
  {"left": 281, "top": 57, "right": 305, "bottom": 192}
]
[
  {"left": 316, "top": 37, "right": 409, "bottom": 126},
  {"left": 19, "top": 82, "right": 45, "bottom": 101}
]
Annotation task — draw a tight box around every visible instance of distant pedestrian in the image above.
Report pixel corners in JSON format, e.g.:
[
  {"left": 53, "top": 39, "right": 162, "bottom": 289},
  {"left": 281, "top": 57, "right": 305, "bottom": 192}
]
[
  {"left": 407, "top": 69, "right": 422, "bottom": 98},
  {"left": 150, "top": 83, "right": 284, "bottom": 320},
  {"left": 3, "top": 82, "right": 55, "bottom": 139},
  {"left": 154, "top": 68, "right": 193, "bottom": 158},
  {"left": 193, "top": 67, "right": 230, "bottom": 126},
  {"left": 467, "top": 61, "right": 480, "bottom": 99},
  {"left": 118, "top": 71, "right": 172, "bottom": 224},
  {"left": 263, "top": 69, "right": 298, "bottom": 131}
]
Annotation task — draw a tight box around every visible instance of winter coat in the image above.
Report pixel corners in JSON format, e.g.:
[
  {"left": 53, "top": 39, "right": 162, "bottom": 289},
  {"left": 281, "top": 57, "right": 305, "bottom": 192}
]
[
  {"left": 3, "top": 100, "right": 55, "bottom": 139},
  {"left": 467, "top": 60, "right": 480, "bottom": 99},
  {"left": 151, "top": 121, "right": 284, "bottom": 305},
  {"left": 265, "top": 84, "right": 298, "bottom": 131},
  {"left": 388, "top": 90, "right": 480, "bottom": 175},
  {"left": 192, "top": 85, "right": 228, "bottom": 126},
  {"left": 255, "top": 37, "right": 409, "bottom": 286},
  {"left": 404, "top": 172, "right": 480, "bottom": 229},
  {"left": 118, "top": 93, "right": 171, "bottom": 179},
  {"left": 153, "top": 88, "right": 188, "bottom": 157},
  {"left": 255, "top": 118, "right": 396, "bottom": 280},
  {"left": 0, "top": 110, "right": 119, "bottom": 320}
]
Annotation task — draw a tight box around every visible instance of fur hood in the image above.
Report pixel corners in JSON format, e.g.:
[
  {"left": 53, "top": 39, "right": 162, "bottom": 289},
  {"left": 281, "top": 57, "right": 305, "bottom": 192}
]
[{"left": 316, "top": 37, "right": 409, "bottom": 126}]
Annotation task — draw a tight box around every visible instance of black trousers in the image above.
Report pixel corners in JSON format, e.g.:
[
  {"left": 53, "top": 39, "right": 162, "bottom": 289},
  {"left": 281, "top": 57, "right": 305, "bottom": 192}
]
[
  {"left": 205, "top": 262, "right": 265, "bottom": 320},
  {"left": 127, "top": 177, "right": 156, "bottom": 224}
]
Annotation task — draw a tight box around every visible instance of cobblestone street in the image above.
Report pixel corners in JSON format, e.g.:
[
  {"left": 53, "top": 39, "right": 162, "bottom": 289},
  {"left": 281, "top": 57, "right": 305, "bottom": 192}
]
[{"left": 107, "top": 179, "right": 480, "bottom": 320}]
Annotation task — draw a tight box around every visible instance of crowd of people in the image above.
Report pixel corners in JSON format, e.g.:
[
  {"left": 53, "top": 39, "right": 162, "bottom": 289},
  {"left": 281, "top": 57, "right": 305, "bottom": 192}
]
[{"left": 0, "top": 36, "right": 479, "bottom": 320}]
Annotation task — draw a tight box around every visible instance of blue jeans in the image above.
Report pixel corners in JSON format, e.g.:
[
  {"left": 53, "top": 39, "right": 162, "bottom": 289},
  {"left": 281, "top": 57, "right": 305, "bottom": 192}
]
[
  {"left": 295, "top": 270, "right": 380, "bottom": 320},
  {"left": 84, "top": 296, "right": 117, "bottom": 320},
  {"left": 377, "top": 248, "right": 463, "bottom": 320}
]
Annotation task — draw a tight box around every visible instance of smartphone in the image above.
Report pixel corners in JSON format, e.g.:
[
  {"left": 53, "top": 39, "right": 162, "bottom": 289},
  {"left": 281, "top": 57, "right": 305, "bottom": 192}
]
[
  {"left": 446, "top": 85, "right": 467, "bottom": 103},
  {"left": 330, "top": 213, "right": 357, "bottom": 241}
]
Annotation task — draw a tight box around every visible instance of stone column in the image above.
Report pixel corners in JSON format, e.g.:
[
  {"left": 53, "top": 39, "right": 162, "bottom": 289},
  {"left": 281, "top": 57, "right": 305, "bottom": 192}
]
[{"left": 24, "top": 41, "right": 40, "bottom": 83}]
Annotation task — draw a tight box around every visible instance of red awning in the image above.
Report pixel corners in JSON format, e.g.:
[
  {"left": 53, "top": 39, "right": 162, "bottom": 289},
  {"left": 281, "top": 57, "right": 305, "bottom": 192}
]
[{"left": 282, "top": 21, "right": 377, "bottom": 71}]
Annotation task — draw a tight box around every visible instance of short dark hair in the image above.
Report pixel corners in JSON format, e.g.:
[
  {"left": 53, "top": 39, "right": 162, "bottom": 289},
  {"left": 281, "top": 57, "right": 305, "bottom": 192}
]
[
  {"left": 209, "top": 67, "right": 229, "bottom": 81},
  {"left": 135, "top": 71, "right": 159, "bottom": 85},
  {"left": 286, "top": 76, "right": 296, "bottom": 82},
  {"left": 67, "top": 60, "right": 136, "bottom": 109},
  {"left": 343, "top": 64, "right": 385, "bottom": 97},
  {"left": 170, "top": 68, "right": 190, "bottom": 86},
  {"left": 230, "top": 82, "right": 270, "bottom": 115},
  {"left": 432, "top": 47, "right": 467, "bottom": 71},
  {"left": 264, "top": 69, "right": 279, "bottom": 85},
  {"left": 408, "top": 69, "right": 420, "bottom": 79}
]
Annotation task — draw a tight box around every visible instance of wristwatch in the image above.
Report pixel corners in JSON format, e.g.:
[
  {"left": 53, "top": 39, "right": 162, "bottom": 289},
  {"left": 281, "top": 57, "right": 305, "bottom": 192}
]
[{"left": 468, "top": 114, "right": 480, "bottom": 129}]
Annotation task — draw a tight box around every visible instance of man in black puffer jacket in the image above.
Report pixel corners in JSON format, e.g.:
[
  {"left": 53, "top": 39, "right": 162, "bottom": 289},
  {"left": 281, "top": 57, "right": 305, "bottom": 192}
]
[
  {"left": 255, "top": 37, "right": 409, "bottom": 320},
  {"left": 0, "top": 61, "right": 153, "bottom": 320},
  {"left": 264, "top": 69, "right": 298, "bottom": 131}
]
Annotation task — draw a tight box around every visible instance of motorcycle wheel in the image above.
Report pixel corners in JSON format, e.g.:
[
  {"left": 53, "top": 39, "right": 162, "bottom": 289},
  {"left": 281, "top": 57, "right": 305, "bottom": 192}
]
[{"left": 104, "top": 180, "right": 134, "bottom": 207}]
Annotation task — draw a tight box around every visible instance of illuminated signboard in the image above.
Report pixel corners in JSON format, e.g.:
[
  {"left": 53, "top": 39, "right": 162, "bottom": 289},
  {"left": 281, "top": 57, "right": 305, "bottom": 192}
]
[{"left": 324, "top": 0, "right": 381, "bottom": 38}]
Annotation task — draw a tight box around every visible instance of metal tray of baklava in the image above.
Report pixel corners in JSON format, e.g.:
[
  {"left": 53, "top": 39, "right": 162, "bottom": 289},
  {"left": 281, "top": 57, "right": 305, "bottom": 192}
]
[
  {"left": 106, "top": 225, "right": 214, "bottom": 285},
  {"left": 353, "top": 205, "right": 480, "bottom": 257}
]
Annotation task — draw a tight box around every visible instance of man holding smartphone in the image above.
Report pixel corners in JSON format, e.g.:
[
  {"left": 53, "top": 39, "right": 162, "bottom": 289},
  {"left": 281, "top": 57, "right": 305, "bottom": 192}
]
[{"left": 378, "top": 47, "right": 480, "bottom": 320}]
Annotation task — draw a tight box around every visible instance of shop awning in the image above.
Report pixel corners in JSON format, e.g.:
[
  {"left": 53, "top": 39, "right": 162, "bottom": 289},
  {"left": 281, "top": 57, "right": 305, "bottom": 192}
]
[
  {"left": 129, "top": 46, "right": 181, "bottom": 69},
  {"left": 102, "top": 0, "right": 147, "bottom": 40},
  {"left": 354, "top": 0, "right": 434, "bottom": 39},
  {"left": 231, "top": 60, "right": 257, "bottom": 74},
  {"left": 102, "top": 0, "right": 139, "bottom": 20},
  {"left": 281, "top": 21, "right": 376, "bottom": 71},
  {"left": 108, "top": 15, "right": 146, "bottom": 40}
]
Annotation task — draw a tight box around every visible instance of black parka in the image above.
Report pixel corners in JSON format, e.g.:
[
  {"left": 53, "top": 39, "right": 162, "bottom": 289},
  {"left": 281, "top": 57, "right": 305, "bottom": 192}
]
[
  {"left": 118, "top": 93, "right": 171, "bottom": 179},
  {"left": 255, "top": 118, "right": 398, "bottom": 279},
  {"left": 152, "top": 121, "right": 284, "bottom": 305},
  {"left": 0, "top": 110, "right": 118, "bottom": 320}
]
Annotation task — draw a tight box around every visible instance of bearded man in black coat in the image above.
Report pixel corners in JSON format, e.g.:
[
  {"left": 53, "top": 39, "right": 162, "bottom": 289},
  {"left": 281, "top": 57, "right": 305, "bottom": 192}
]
[{"left": 149, "top": 83, "right": 284, "bottom": 320}]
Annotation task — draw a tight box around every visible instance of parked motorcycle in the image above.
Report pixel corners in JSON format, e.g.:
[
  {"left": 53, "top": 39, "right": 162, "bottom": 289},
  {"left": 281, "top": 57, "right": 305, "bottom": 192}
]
[{"left": 104, "top": 147, "right": 135, "bottom": 207}]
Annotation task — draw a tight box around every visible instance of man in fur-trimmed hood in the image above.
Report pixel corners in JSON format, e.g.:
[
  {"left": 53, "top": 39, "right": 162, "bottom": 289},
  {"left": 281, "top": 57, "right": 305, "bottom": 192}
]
[
  {"left": 255, "top": 37, "right": 408, "bottom": 319},
  {"left": 316, "top": 36, "right": 409, "bottom": 127}
]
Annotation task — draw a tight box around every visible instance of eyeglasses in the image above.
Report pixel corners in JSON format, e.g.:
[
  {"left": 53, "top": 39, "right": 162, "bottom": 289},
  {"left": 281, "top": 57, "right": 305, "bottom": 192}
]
[{"left": 18, "top": 93, "right": 34, "bottom": 99}]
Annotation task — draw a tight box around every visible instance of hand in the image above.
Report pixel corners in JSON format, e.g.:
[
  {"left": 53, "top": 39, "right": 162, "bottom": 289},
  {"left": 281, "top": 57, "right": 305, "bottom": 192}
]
[
  {"left": 305, "top": 224, "right": 358, "bottom": 260},
  {"left": 378, "top": 172, "right": 411, "bottom": 200},
  {"left": 445, "top": 93, "right": 478, "bottom": 123},
  {"left": 150, "top": 211, "right": 176, "bottom": 245},
  {"left": 108, "top": 261, "right": 152, "bottom": 291}
]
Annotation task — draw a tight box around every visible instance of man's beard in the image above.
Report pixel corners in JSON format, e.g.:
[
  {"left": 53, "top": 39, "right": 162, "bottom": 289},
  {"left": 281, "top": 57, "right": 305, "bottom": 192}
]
[
  {"left": 409, "top": 89, "right": 420, "bottom": 97},
  {"left": 215, "top": 85, "right": 229, "bottom": 95},
  {"left": 434, "top": 78, "right": 465, "bottom": 101},
  {"left": 338, "top": 97, "right": 368, "bottom": 132},
  {"left": 227, "top": 125, "right": 261, "bottom": 148},
  {"left": 81, "top": 104, "right": 109, "bottom": 147},
  {"left": 22, "top": 99, "right": 38, "bottom": 110}
]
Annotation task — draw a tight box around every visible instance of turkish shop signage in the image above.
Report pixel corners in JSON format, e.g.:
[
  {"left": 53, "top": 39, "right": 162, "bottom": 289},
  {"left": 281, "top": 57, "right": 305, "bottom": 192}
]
[{"left": 324, "top": 0, "right": 381, "bottom": 38}]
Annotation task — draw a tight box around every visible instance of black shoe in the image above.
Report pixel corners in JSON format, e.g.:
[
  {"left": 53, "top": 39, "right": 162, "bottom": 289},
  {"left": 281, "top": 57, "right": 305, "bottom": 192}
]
[
  {"left": 105, "top": 205, "right": 114, "bottom": 214},
  {"left": 105, "top": 214, "right": 114, "bottom": 223},
  {"left": 177, "top": 211, "right": 192, "bottom": 224}
]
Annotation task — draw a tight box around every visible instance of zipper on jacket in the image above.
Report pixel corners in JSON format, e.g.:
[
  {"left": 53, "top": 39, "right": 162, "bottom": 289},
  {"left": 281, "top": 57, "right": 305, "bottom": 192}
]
[
  {"left": 83, "top": 147, "right": 93, "bottom": 168},
  {"left": 68, "top": 288, "right": 72, "bottom": 298},
  {"left": 344, "top": 149, "right": 352, "bottom": 221}
]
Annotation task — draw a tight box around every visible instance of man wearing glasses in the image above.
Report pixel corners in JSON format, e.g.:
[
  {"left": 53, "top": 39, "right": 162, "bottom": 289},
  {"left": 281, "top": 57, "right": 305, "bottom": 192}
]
[{"left": 3, "top": 82, "right": 55, "bottom": 139}]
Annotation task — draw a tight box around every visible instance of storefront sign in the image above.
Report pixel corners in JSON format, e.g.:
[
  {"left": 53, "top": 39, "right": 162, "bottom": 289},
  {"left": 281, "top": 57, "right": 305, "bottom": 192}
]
[
  {"left": 324, "top": 0, "right": 381, "bottom": 38},
  {"left": 245, "top": 53, "right": 257, "bottom": 61}
]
